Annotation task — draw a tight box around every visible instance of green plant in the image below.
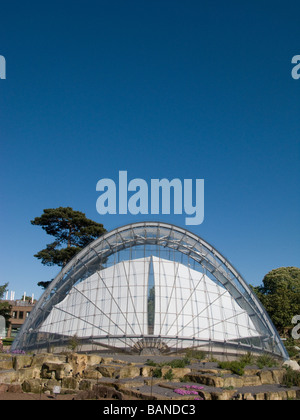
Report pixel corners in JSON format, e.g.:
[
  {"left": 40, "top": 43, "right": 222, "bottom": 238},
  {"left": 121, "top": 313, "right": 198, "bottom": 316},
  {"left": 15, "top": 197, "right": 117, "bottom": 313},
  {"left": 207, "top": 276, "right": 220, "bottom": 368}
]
[
  {"left": 163, "top": 369, "right": 175, "bottom": 381},
  {"left": 168, "top": 357, "right": 191, "bottom": 369},
  {"left": 282, "top": 367, "right": 300, "bottom": 388},
  {"left": 152, "top": 368, "right": 162, "bottom": 378},
  {"left": 67, "top": 334, "right": 80, "bottom": 351},
  {"left": 145, "top": 359, "right": 157, "bottom": 367},
  {"left": 239, "top": 352, "right": 256, "bottom": 366},
  {"left": 185, "top": 349, "right": 206, "bottom": 360},
  {"left": 256, "top": 353, "right": 278, "bottom": 369},
  {"left": 218, "top": 361, "right": 245, "bottom": 376}
]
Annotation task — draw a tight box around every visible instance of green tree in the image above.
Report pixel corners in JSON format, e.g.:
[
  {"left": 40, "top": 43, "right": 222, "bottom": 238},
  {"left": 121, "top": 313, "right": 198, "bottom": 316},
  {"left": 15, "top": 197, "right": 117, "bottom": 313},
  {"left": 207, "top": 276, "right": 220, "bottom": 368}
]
[
  {"left": 0, "top": 283, "right": 12, "bottom": 327},
  {"left": 252, "top": 267, "right": 300, "bottom": 334},
  {"left": 32, "top": 207, "right": 106, "bottom": 288}
]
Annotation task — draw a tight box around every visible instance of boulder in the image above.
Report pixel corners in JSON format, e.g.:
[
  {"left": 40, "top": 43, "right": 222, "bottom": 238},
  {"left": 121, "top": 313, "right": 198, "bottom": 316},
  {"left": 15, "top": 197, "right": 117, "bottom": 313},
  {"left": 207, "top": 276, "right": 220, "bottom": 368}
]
[
  {"left": 0, "top": 358, "right": 13, "bottom": 370},
  {"left": 0, "top": 369, "right": 17, "bottom": 383},
  {"left": 283, "top": 360, "right": 300, "bottom": 371},
  {"left": 17, "top": 367, "right": 40, "bottom": 382},
  {"left": 67, "top": 353, "right": 88, "bottom": 376},
  {"left": 96, "top": 365, "right": 117, "bottom": 378},
  {"left": 258, "top": 370, "right": 274, "bottom": 385},
  {"left": 62, "top": 376, "right": 78, "bottom": 390},
  {"left": 118, "top": 366, "right": 141, "bottom": 379},
  {"left": 0, "top": 383, "right": 9, "bottom": 393},
  {"left": 223, "top": 375, "right": 244, "bottom": 388},
  {"left": 242, "top": 375, "right": 261, "bottom": 387},
  {"left": 83, "top": 367, "right": 102, "bottom": 380},
  {"left": 13, "top": 355, "right": 33, "bottom": 370},
  {"left": 271, "top": 368, "right": 285, "bottom": 384},
  {"left": 87, "top": 354, "right": 103, "bottom": 366},
  {"left": 161, "top": 367, "right": 191, "bottom": 380},
  {"left": 22, "top": 379, "right": 43, "bottom": 394},
  {"left": 41, "top": 362, "right": 73, "bottom": 380}
]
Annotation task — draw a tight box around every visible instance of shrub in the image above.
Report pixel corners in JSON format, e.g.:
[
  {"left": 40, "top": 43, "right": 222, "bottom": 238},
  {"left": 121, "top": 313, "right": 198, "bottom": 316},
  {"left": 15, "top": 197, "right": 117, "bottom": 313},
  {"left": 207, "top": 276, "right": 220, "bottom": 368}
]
[
  {"left": 282, "top": 368, "right": 300, "bottom": 388},
  {"left": 239, "top": 352, "right": 256, "bottom": 366},
  {"left": 185, "top": 349, "right": 206, "bottom": 360},
  {"left": 145, "top": 359, "right": 157, "bottom": 367},
  {"left": 218, "top": 361, "right": 245, "bottom": 376},
  {"left": 169, "top": 357, "right": 190, "bottom": 369},
  {"left": 163, "top": 369, "right": 175, "bottom": 381},
  {"left": 152, "top": 368, "right": 162, "bottom": 378},
  {"left": 256, "top": 354, "right": 278, "bottom": 369}
]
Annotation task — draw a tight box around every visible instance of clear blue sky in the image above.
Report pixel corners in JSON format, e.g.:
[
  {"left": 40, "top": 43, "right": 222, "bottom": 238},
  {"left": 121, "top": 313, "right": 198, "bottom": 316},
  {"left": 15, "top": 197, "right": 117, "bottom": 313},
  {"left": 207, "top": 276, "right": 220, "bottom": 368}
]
[{"left": 0, "top": 0, "right": 299, "bottom": 300}]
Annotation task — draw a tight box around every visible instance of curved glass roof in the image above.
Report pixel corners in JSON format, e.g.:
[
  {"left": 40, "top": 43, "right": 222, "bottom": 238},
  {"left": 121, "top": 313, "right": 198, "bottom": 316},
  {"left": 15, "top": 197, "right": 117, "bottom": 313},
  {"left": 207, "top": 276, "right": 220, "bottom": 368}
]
[{"left": 12, "top": 221, "right": 288, "bottom": 359}]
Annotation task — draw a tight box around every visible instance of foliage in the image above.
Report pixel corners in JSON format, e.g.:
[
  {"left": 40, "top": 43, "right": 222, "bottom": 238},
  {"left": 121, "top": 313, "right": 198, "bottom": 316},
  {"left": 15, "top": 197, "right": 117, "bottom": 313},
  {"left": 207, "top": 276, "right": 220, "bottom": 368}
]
[
  {"left": 282, "top": 367, "right": 300, "bottom": 388},
  {"left": 163, "top": 369, "right": 174, "bottom": 381},
  {"left": 146, "top": 357, "right": 191, "bottom": 369},
  {"left": 152, "top": 367, "right": 162, "bottom": 378},
  {"left": 238, "top": 352, "right": 256, "bottom": 366},
  {"left": 218, "top": 361, "right": 245, "bottom": 376},
  {"left": 31, "top": 207, "right": 106, "bottom": 288},
  {"left": 0, "top": 283, "right": 8, "bottom": 299},
  {"left": 0, "top": 283, "right": 12, "bottom": 327},
  {"left": 185, "top": 349, "right": 206, "bottom": 360},
  {"left": 255, "top": 353, "right": 278, "bottom": 369},
  {"left": 251, "top": 267, "right": 300, "bottom": 334},
  {"left": 67, "top": 334, "right": 80, "bottom": 351}
]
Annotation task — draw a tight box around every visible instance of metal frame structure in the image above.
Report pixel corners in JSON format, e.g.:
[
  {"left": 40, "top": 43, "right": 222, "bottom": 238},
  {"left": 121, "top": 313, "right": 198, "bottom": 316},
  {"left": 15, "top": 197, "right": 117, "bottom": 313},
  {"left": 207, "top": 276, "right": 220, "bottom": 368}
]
[{"left": 12, "top": 221, "right": 288, "bottom": 359}]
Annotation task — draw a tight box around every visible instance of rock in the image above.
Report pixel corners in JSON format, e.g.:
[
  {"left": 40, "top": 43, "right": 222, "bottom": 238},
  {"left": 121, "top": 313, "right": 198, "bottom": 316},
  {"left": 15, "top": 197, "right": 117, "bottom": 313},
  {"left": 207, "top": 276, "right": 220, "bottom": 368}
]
[
  {"left": 283, "top": 360, "right": 300, "bottom": 371},
  {"left": 141, "top": 366, "right": 153, "bottom": 377},
  {"left": 31, "top": 353, "right": 66, "bottom": 367},
  {"left": 87, "top": 354, "right": 102, "bottom": 366},
  {"left": 96, "top": 365, "right": 117, "bottom": 378},
  {"left": 258, "top": 370, "right": 274, "bottom": 385},
  {"left": 22, "top": 379, "right": 43, "bottom": 394},
  {"left": 13, "top": 355, "right": 33, "bottom": 370},
  {"left": 17, "top": 367, "right": 40, "bottom": 381},
  {"left": 0, "top": 383, "right": 9, "bottom": 393},
  {"left": 211, "top": 389, "right": 236, "bottom": 400},
  {"left": 0, "top": 369, "right": 17, "bottom": 383},
  {"left": 223, "top": 375, "right": 244, "bottom": 388},
  {"left": 118, "top": 366, "right": 141, "bottom": 379},
  {"left": 101, "top": 357, "right": 113, "bottom": 364},
  {"left": 244, "top": 393, "right": 255, "bottom": 400},
  {"left": 44, "top": 378, "right": 61, "bottom": 392},
  {"left": 67, "top": 353, "right": 88, "bottom": 376},
  {"left": 7, "top": 383, "right": 23, "bottom": 393},
  {"left": 62, "top": 376, "right": 78, "bottom": 390},
  {"left": 0, "top": 358, "right": 13, "bottom": 370},
  {"left": 79, "top": 379, "right": 95, "bottom": 391},
  {"left": 83, "top": 367, "right": 102, "bottom": 380},
  {"left": 271, "top": 368, "right": 285, "bottom": 383},
  {"left": 41, "top": 362, "right": 73, "bottom": 380},
  {"left": 242, "top": 375, "right": 261, "bottom": 387},
  {"left": 160, "top": 367, "right": 191, "bottom": 380}
]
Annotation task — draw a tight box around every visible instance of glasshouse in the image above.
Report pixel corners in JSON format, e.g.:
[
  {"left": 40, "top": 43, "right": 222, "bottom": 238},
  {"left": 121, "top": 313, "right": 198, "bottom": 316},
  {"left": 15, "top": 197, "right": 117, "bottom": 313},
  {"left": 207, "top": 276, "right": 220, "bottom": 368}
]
[{"left": 12, "top": 222, "right": 288, "bottom": 359}]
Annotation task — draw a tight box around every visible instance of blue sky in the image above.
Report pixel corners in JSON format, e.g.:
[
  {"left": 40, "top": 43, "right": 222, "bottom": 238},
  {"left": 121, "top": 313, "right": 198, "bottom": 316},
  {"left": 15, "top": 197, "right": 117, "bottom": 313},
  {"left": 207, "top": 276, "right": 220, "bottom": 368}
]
[{"left": 0, "top": 0, "right": 299, "bottom": 300}]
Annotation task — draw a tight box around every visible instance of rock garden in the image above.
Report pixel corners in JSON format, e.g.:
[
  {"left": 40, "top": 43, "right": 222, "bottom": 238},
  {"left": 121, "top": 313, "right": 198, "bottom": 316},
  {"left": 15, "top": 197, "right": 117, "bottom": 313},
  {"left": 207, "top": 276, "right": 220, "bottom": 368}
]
[{"left": 1, "top": 351, "right": 300, "bottom": 400}]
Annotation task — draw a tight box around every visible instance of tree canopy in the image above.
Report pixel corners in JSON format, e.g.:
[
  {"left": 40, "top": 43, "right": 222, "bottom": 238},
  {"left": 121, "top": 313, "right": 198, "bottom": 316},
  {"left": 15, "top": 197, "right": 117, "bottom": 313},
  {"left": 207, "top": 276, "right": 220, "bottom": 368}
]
[
  {"left": 252, "top": 266, "right": 300, "bottom": 335},
  {"left": 0, "top": 283, "right": 11, "bottom": 326},
  {"left": 31, "top": 207, "right": 106, "bottom": 288}
]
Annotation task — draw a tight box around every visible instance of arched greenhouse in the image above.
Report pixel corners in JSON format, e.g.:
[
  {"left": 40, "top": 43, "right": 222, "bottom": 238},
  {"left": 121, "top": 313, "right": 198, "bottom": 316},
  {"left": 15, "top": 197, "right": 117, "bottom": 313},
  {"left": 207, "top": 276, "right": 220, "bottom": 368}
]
[{"left": 12, "top": 222, "right": 288, "bottom": 360}]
